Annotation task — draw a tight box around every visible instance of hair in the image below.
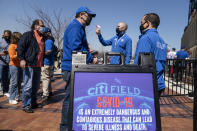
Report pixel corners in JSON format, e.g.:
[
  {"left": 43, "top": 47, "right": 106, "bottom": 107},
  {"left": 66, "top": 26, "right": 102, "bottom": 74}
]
[
  {"left": 31, "top": 19, "right": 43, "bottom": 31},
  {"left": 144, "top": 13, "right": 160, "bottom": 28},
  {"left": 172, "top": 48, "right": 176, "bottom": 51},
  {"left": 10, "top": 32, "right": 22, "bottom": 44},
  {"left": 3, "top": 30, "right": 12, "bottom": 36}
]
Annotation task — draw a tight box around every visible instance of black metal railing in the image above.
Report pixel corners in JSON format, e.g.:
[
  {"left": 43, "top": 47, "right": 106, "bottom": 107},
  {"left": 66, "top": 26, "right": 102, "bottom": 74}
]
[
  {"left": 162, "top": 59, "right": 196, "bottom": 97},
  {"left": 193, "top": 59, "right": 197, "bottom": 131}
]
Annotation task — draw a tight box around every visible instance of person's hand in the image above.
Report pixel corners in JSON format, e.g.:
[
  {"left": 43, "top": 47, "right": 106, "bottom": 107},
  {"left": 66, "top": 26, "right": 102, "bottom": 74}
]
[
  {"left": 20, "top": 60, "right": 26, "bottom": 68},
  {"left": 92, "top": 57, "right": 98, "bottom": 64},
  {"left": 96, "top": 28, "right": 101, "bottom": 35},
  {"left": 0, "top": 52, "right": 7, "bottom": 56},
  {"left": 96, "top": 25, "right": 101, "bottom": 35}
]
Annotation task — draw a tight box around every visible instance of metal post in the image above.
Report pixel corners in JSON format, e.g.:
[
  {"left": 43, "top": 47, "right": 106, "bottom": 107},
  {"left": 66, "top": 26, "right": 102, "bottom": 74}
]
[{"left": 193, "top": 60, "right": 197, "bottom": 131}]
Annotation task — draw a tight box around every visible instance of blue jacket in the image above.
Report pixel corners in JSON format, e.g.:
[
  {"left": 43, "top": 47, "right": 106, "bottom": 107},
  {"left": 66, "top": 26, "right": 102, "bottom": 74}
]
[
  {"left": 176, "top": 50, "right": 189, "bottom": 59},
  {"left": 98, "top": 33, "right": 132, "bottom": 64},
  {"left": 61, "top": 19, "right": 93, "bottom": 71},
  {"left": 134, "top": 29, "right": 167, "bottom": 91}
]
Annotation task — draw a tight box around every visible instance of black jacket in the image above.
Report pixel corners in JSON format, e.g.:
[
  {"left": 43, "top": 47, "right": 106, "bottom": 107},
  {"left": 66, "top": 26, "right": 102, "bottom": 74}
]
[{"left": 17, "top": 31, "right": 39, "bottom": 66}]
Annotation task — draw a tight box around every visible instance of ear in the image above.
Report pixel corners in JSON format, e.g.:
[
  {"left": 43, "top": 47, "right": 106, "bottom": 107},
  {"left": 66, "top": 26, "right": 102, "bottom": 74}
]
[{"left": 147, "top": 21, "right": 152, "bottom": 28}]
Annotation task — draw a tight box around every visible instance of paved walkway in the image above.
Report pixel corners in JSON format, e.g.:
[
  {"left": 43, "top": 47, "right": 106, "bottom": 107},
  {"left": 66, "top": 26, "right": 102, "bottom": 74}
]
[{"left": 0, "top": 70, "right": 194, "bottom": 131}]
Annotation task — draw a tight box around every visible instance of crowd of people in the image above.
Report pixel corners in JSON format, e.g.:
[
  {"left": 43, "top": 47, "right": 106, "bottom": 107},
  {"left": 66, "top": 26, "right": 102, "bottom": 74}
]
[
  {"left": 0, "top": 6, "right": 192, "bottom": 131},
  {"left": 0, "top": 20, "right": 56, "bottom": 113}
]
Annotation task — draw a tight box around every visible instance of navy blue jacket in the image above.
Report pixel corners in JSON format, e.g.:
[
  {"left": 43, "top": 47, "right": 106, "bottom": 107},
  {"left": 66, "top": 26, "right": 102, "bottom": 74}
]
[
  {"left": 17, "top": 31, "right": 39, "bottom": 66},
  {"left": 61, "top": 19, "right": 93, "bottom": 71},
  {"left": 98, "top": 33, "right": 132, "bottom": 64},
  {"left": 134, "top": 29, "right": 167, "bottom": 91}
]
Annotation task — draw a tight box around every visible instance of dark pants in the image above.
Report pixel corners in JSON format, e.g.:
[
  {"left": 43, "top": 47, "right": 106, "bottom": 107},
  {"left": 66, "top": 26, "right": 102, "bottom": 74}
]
[
  {"left": 60, "top": 70, "right": 71, "bottom": 131},
  {"left": 0, "top": 64, "right": 10, "bottom": 93}
]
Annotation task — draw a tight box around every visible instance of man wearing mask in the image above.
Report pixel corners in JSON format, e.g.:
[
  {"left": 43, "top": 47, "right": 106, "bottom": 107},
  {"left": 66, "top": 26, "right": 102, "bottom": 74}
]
[
  {"left": 60, "top": 6, "right": 97, "bottom": 131},
  {"left": 0, "top": 30, "right": 11, "bottom": 97},
  {"left": 41, "top": 27, "right": 55, "bottom": 105},
  {"left": 134, "top": 13, "right": 167, "bottom": 97},
  {"left": 96, "top": 22, "right": 132, "bottom": 64},
  {"left": 17, "top": 19, "right": 45, "bottom": 113}
]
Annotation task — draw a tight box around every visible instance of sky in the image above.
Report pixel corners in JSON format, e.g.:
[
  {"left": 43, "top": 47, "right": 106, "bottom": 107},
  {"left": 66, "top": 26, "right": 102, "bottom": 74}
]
[{"left": 0, "top": 0, "right": 189, "bottom": 55}]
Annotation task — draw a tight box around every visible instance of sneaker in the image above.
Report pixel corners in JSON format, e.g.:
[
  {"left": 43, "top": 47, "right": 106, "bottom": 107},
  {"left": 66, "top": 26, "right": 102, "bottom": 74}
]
[
  {"left": 41, "top": 96, "right": 49, "bottom": 106},
  {"left": 15, "top": 97, "right": 22, "bottom": 102},
  {"left": 0, "top": 91, "right": 3, "bottom": 97},
  {"left": 4, "top": 93, "right": 10, "bottom": 97},
  {"left": 9, "top": 100, "right": 18, "bottom": 105},
  {"left": 49, "top": 92, "right": 53, "bottom": 97},
  {"left": 23, "top": 106, "right": 34, "bottom": 113}
]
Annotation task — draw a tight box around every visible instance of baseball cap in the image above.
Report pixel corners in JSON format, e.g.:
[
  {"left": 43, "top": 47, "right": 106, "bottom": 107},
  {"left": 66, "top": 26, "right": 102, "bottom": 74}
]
[
  {"left": 76, "top": 6, "right": 96, "bottom": 17},
  {"left": 43, "top": 27, "right": 51, "bottom": 33}
]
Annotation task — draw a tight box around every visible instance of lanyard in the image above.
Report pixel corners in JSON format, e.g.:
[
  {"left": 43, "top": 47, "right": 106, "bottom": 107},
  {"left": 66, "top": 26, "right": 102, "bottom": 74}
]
[{"left": 115, "top": 34, "right": 126, "bottom": 47}]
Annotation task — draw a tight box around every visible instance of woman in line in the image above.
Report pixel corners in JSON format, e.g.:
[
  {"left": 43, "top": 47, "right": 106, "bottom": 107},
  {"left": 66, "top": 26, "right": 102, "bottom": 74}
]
[{"left": 8, "top": 32, "right": 23, "bottom": 104}]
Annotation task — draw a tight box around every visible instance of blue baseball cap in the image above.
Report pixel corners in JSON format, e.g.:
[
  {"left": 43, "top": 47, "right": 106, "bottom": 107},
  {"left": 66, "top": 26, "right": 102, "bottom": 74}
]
[
  {"left": 43, "top": 27, "right": 51, "bottom": 33},
  {"left": 76, "top": 6, "right": 96, "bottom": 17}
]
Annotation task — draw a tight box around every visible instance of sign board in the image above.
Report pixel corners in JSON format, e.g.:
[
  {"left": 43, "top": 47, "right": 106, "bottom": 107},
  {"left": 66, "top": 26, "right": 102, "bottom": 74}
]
[{"left": 68, "top": 65, "right": 161, "bottom": 131}]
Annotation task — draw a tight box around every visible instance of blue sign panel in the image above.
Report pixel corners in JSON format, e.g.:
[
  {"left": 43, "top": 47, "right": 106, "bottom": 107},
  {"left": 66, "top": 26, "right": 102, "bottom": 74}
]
[{"left": 72, "top": 72, "right": 156, "bottom": 131}]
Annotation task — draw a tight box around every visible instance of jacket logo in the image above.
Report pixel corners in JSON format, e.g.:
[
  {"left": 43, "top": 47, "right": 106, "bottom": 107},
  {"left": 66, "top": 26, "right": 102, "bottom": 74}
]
[{"left": 156, "top": 41, "right": 166, "bottom": 49}]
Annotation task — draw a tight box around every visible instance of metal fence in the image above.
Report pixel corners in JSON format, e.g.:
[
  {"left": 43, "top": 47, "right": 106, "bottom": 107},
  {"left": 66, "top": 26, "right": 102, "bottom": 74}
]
[
  {"left": 162, "top": 59, "right": 196, "bottom": 97},
  {"left": 162, "top": 59, "right": 196, "bottom": 131}
]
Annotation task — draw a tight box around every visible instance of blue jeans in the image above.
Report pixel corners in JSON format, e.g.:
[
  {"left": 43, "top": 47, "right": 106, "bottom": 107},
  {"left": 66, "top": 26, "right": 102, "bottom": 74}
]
[
  {"left": 9, "top": 66, "right": 22, "bottom": 100},
  {"left": 60, "top": 70, "right": 71, "bottom": 131},
  {"left": 0, "top": 64, "right": 10, "bottom": 93},
  {"left": 22, "top": 67, "right": 41, "bottom": 108}
]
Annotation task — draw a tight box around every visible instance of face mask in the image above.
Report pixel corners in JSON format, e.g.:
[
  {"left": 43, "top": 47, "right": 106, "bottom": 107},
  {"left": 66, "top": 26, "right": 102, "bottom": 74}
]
[
  {"left": 140, "top": 22, "right": 148, "bottom": 34},
  {"left": 84, "top": 15, "right": 92, "bottom": 26},
  {"left": 116, "top": 28, "right": 124, "bottom": 36},
  {"left": 140, "top": 24, "right": 146, "bottom": 34},
  {"left": 39, "top": 27, "right": 45, "bottom": 33},
  {"left": 3, "top": 36, "right": 10, "bottom": 43}
]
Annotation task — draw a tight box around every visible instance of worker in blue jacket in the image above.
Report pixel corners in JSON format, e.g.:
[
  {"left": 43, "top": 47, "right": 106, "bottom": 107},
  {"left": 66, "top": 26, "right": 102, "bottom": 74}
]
[
  {"left": 176, "top": 46, "right": 189, "bottom": 59},
  {"left": 60, "top": 7, "right": 97, "bottom": 131},
  {"left": 96, "top": 22, "right": 132, "bottom": 64},
  {"left": 134, "top": 13, "right": 167, "bottom": 96}
]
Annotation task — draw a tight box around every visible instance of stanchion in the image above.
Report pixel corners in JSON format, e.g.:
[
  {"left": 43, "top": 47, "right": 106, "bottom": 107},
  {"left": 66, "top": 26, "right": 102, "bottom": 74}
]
[{"left": 193, "top": 60, "right": 197, "bottom": 131}]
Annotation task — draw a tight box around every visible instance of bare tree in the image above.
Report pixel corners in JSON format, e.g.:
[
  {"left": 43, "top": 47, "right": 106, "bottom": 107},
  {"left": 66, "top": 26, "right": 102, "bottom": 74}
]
[{"left": 16, "top": 7, "right": 70, "bottom": 50}]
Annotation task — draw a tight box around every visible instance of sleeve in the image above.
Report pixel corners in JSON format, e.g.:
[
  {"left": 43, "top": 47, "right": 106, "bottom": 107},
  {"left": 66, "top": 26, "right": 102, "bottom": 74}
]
[
  {"left": 45, "top": 40, "right": 53, "bottom": 52},
  {"left": 125, "top": 38, "right": 132, "bottom": 64},
  {"left": 17, "top": 33, "right": 28, "bottom": 60},
  {"left": 134, "top": 37, "right": 152, "bottom": 64},
  {"left": 98, "top": 34, "right": 114, "bottom": 46},
  {"left": 8, "top": 45, "right": 18, "bottom": 59}
]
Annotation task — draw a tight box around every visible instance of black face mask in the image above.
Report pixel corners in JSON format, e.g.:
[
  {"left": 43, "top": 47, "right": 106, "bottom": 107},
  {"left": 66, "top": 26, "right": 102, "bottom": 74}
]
[
  {"left": 3, "top": 36, "right": 10, "bottom": 43},
  {"left": 116, "top": 28, "right": 123, "bottom": 36},
  {"left": 82, "top": 15, "right": 92, "bottom": 26},
  {"left": 140, "top": 24, "right": 146, "bottom": 34},
  {"left": 140, "top": 22, "right": 148, "bottom": 34}
]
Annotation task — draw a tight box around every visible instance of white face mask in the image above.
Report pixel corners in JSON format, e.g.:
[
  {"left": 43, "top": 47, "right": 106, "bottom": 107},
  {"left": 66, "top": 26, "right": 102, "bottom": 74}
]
[{"left": 39, "top": 27, "right": 45, "bottom": 33}]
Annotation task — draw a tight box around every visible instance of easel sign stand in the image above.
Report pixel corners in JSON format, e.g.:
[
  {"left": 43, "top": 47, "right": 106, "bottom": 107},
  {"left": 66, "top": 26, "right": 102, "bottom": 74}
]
[{"left": 68, "top": 52, "right": 161, "bottom": 131}]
